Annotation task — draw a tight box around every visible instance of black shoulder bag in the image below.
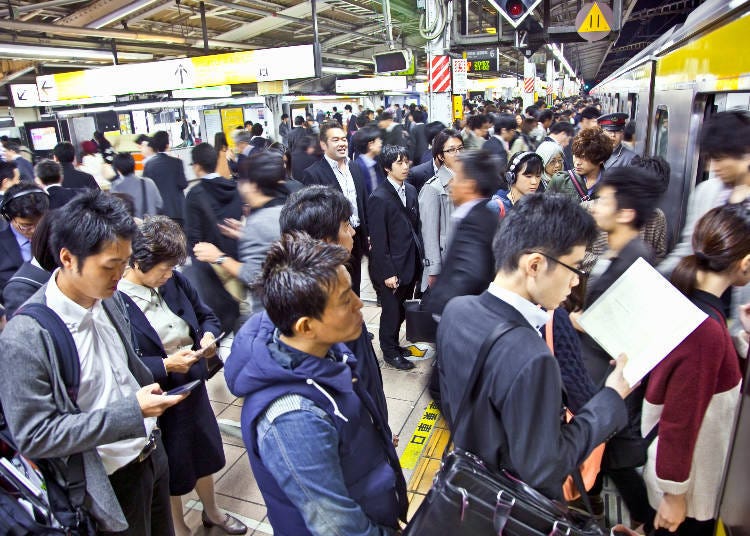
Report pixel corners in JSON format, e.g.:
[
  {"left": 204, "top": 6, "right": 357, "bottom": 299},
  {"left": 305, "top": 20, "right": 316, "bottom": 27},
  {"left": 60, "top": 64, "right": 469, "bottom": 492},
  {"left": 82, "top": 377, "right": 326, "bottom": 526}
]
[{"left": 404, "top": 322, "right": 604, "bottom": 536}]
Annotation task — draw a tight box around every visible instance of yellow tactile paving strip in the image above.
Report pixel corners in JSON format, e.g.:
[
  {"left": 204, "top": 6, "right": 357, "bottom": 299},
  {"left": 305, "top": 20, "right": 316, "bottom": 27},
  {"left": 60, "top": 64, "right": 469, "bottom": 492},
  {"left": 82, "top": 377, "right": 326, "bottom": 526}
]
[{"left": 402, "top": 412, "right": 451, "bottom": 519}]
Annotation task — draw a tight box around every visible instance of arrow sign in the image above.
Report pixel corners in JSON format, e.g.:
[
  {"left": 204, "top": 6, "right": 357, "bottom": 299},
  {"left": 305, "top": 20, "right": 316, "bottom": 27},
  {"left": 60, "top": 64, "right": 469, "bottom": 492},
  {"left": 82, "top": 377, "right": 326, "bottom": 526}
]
[
  {"left": 16, "top": 89, "right": 27, "bottom": 101},
  {"left": 10, "top": 84, "right": 41, "bottom": 107}
]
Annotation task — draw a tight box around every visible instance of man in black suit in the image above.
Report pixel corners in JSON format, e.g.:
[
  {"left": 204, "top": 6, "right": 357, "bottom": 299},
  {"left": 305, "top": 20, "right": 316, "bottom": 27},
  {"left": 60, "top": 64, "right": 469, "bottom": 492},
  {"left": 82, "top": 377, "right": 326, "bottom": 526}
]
[
  {"left": 143, "top": 131, "right": 188, "bottom": 226},
  {"left": 53, "top": 142, "right": 99, "bottom": 190},
  {"left": 368, "top": 145, "right": 423, "bottom": 370},
  {"left": 483, "top": 114, "right": 513, "bottom": 181},
  {"left": 0, "top": 183, "right": 49, "bottom": 297},
  {"left": 34, "top": 159, "right": 80, "bottom": 209},
  {"left": 409, "top": 110, "right": 428, "bottom": 164},
  {"left": 422, "top": 149, "right": 501, "bottom": 317},
  {"left": 286, "top": 115, "right": 307, "bottom": 153},
  {"left": 301, "top": 124, "right": 368, "bottom": 296}
]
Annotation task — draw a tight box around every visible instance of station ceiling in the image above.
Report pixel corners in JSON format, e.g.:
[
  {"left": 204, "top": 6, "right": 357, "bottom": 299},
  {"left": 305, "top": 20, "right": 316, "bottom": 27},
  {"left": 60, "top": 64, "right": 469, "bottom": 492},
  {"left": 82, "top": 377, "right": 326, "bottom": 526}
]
[{"left": 0, "top": 0, "right": 702, "bottom": 96}]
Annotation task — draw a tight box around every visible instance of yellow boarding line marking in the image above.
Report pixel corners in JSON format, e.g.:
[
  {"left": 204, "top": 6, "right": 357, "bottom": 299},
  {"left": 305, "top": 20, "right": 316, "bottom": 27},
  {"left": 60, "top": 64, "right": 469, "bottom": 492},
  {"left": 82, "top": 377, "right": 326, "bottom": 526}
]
[{"left": 399, "top": 401, "right": 441, "bottom": 470}]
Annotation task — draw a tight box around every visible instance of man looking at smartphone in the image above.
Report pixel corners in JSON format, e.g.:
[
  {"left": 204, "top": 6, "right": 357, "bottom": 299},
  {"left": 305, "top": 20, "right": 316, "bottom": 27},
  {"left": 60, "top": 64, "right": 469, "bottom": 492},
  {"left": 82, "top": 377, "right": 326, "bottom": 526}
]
[{"left": 0, "top": 191, "right": 186, "bottom": 534}]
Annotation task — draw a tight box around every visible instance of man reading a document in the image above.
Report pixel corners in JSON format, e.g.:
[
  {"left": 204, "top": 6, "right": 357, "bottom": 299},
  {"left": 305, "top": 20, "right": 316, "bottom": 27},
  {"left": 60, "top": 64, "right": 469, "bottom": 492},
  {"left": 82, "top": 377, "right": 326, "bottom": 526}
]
[{"left": 438, "top": 194, "right": 633, "bottom": 501}]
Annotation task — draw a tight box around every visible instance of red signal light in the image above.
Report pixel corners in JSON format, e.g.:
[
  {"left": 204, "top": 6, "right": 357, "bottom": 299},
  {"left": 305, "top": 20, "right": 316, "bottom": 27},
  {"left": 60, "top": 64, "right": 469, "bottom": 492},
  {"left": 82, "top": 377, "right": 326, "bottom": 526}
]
[{"left": 507, "top": 0, "right": 525, "bottom": 18}]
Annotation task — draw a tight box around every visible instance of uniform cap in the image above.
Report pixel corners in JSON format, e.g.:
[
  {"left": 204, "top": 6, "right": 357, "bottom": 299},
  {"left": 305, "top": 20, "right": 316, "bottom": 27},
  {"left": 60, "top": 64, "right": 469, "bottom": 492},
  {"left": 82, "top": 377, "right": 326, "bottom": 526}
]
[{"left": 597, "top": 112, "right": 629, "bottom": 131}]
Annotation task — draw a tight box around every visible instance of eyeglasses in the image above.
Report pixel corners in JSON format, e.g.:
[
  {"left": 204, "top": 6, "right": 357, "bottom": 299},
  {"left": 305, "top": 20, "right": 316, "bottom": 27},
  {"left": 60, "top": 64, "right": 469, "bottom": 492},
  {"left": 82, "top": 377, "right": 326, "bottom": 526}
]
[
  {"left": 443, "top": 146, "right": 465, "bottom": 154},
  {"left": 528, "top": 250, "right": 588, "bottom": 278},
  {"left": 13, "top": 220, "right": 37, "bottom": 233}
]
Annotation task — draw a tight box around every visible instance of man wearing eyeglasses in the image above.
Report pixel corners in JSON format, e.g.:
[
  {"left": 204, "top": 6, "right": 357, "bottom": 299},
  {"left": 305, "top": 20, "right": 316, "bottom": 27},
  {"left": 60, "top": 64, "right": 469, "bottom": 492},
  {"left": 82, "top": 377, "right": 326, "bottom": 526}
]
[
  {"left": 438, "top": 194, "right": 633, "bottom": 500},
  {"left": 0, "top": 182, "right": 49, "bottom": 298}
]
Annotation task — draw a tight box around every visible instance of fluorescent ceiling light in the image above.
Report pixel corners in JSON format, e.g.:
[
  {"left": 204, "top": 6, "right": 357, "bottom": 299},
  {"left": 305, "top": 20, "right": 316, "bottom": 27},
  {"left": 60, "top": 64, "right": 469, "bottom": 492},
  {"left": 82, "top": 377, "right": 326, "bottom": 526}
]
[
  {"left": 0, "top": 44, "right": 152, "bottom": 61},
  {"left": 322, "top": 66, "right": 360, "bottom": 75}
]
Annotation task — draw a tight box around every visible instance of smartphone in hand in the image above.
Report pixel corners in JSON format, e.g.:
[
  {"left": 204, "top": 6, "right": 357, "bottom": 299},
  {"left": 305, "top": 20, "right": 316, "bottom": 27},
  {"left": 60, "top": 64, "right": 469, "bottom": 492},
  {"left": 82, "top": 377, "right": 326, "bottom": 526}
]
[
  {"left": 190, "top": 331, "right": 227, "bottom": 358},
  {"left": 164, "top": 379, "right": 202, "bottom": 396}
]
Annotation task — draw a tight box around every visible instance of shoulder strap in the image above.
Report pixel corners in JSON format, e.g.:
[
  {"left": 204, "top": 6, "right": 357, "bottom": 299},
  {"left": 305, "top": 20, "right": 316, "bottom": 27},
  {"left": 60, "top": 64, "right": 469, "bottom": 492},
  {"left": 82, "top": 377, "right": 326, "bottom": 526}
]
[
  {"left": 140, "top": 177, "right": 147, "bottom": 215},
  {"left": 15, "top": 303, "right": 81, "bottom": 406},
  {"left": 446, "top": 322, "right": 518, "bottom": 456},
  {"left": 567, "top": 170, "right": 590, "bottom": 202}
]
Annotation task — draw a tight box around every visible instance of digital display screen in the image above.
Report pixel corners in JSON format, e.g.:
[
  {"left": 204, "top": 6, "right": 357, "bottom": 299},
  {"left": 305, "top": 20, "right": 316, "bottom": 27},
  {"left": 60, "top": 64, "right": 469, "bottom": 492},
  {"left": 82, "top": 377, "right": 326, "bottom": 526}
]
[
  {"left": 374, "top": 51, "right": 408, "bottom": 74},
  {"left": 29, "top": 126, "right": 58, "bottom": 151},
  {"left": 468, "top": 60, "right": 492, "bottom": 72}
]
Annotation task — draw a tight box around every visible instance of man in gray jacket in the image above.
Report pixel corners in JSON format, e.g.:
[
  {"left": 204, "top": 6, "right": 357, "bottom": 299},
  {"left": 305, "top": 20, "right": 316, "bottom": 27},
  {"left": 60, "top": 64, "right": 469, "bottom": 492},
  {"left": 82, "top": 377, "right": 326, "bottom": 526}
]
[
  {"left": 110, "top": 152, "right": 163, "bottom": 219},
  {"left": 0, "top": 191, "right": 186, "bottom": 533}
]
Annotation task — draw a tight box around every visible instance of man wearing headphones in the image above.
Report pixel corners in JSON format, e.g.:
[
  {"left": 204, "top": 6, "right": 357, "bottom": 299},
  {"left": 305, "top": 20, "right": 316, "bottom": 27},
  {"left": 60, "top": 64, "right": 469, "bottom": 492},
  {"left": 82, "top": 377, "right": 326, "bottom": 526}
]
[{"left": 0, "top": 182, "right": 49, "bottom": 297}]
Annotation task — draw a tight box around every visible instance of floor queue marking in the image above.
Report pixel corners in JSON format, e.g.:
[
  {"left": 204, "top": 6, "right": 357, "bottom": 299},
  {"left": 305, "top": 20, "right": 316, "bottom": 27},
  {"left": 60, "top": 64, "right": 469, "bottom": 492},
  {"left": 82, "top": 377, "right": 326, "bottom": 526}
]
[{"left": 399, "top": 401, "right": 442, "bottom": 470}]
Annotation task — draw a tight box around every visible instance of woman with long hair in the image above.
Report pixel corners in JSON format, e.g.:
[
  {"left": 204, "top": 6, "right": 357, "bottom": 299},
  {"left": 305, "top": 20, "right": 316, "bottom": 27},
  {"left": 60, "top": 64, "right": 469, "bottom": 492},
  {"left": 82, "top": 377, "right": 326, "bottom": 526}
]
[{"left": 643, "top": 204, "right": 747, "bottom": 536}]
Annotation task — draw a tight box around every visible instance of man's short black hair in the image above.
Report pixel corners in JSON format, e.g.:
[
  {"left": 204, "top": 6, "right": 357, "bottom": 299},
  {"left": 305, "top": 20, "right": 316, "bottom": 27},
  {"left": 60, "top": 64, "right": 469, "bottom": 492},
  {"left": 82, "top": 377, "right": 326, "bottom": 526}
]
[
  {"left": 352, "top": 126, "right": 381, "bottom": 155},
  {"left": 254, "top": 232, "right": 351, "bottom": 336},
  {"left": 50, "top": 191, "right": 136, "bottom": 270},
  {"left": 493, "top": 114, "right": 517, "bottom": 132},
  {"left": 191, "top": 143, "right": 218, "bottom": 173},
  {"left": 411, "top": 110, "right": 425, "bottom": 123},
  {"left": 237, "top": 150, "right": 287, "bottom": 196},
  {"left": 493, "top": 193, "right": 597, "bottom": 273},
  {"left": 597, "top": 166, "right": 665, "bottom": 229},
  {"left": 280, "top": 185, "right": 352, "bottom": 242},
  {"left": 549, "top": 121, "right": 575, "bottom": 136},
  {"left": 700, "top": 110, "right": 750, "bottom": 159},
  {"left": 432, "top": 129, "right": 463, "bottom": 162},
  {"left": 379, "top": 144, "right": 409, "bottom": 174},
  {"left": 34, "top": 159, "right": 62, "bottom": 185},
  {"left": 468, "top": 114, "right": 489, "bottom": 131},
  {"left": 251, "top": 123, "right": 264, "bottom": 137},
  {"left": 4, "top": 141, "right": 21, "bottom": 154},
  {"left": 244, "top": 120, "right": 253, "bottom": 128},
  {"left": 281, "top": 113, "right": 289, "bottom": 120},
  {"left": 0, "top": 161, "right": 16, "bottom": 182},
  {"left": 31, "top": 211, "right": 59, "bottom": 272},
  {"left": 344, "top": 105, "right": 352, "bottom": 112},
  {"left": 294, "top": 115, "right": 305, "bottom": 126},
  {"left": 458, "top": 149, "right": 501, "bottom": 197},
  {"left": 3, "top": 183, "right": 49, "bottom": 220},
  {"left": 425, "top": 121, "right": 446, "bottom": 146},
  {"left": 319, "top": 122, "right": 345, "bottom": 143},
  {"left": 630, "top": 155, "right": 670, "bottom": 195},
  {"left": 151, "top": 131, "right": 170, "bottom": 152},
  {"left": 580, "top": 106, "right": 601, "bottom": 121},
  {"left": 53, "top": 142, "right": 76, "bottom": 164},
  {"left": 538, "top": 109, "right": 554, "bottom": 123},
  {"left": 112, "top": 152, "right": 136, "bottom": 176}
]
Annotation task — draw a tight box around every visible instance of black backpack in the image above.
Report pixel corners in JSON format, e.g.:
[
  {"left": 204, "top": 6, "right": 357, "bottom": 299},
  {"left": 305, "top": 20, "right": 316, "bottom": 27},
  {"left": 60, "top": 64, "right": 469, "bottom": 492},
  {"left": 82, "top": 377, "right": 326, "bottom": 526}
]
[{"left": 0, "top": 303, "right": 96, "bottom": 535}]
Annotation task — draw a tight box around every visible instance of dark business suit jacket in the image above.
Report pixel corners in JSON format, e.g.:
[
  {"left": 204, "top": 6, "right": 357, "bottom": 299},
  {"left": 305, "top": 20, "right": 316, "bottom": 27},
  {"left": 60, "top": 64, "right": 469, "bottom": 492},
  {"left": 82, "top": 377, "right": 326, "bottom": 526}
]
[
  {"left": 46, "top": 184, "right": 81, "bottom": 209},
  {"left": 353, "top": 155, "right": 385, "bottom": 196},
  {"left": 301, "top": 158, "right": 369, "bottom": 256},
  {"left": 482, "top": 137, "right": 509, "bottom": 179},
  {"left": 438, "top": 292, "right": 627, "bottom": 499},
  {"left": 15, "top": 157, "right": 34, "bottom": 183},
  {"left": 422, "top": 201, "right": 498, "bottom": 316},
  {"left": 0, "top": 226, "right": 24, "bottom": 298},
  {"left": 367, "top": 179, "right": 423, "bottom": 286},
  {"left": 143, "top": 153, "right": 188, "bottom": 222},
  {"left": 407, "top": 159, "right": 434, "bottom": 193},
  {"left": 121, "top": 270, "right": 224, "bottom": 495},
  {"left": 286, "top": 127, "right": 306, "bottom": 153},
  {"left": 410, "top": 123, "right": 428, "bottom": 163},
  {"left": 60, "top": 162, "right": 99, "bottom": 190}
]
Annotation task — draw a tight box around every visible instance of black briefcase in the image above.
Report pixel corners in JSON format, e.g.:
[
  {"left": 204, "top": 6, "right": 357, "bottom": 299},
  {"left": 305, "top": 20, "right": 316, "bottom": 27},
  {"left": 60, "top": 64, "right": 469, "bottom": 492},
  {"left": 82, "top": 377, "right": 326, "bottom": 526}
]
[{"left": 404, "top": 300, "right": 437, "bottom": 343}]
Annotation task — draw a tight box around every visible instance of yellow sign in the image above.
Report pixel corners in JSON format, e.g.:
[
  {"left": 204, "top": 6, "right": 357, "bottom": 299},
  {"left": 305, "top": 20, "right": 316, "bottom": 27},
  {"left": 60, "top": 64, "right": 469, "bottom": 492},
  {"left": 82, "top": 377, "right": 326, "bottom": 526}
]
[
  {"left": 220, "top": 108, "right": 245, "bottom": 151},
  {"left": 578, "top": 2, "right": 611, "bottom": 33},
  {"left": 452, "top": 95, "right": 463, "bottom": 121},
  {"left": 399, "top": 401, "right": 442, "bottom": 470}
]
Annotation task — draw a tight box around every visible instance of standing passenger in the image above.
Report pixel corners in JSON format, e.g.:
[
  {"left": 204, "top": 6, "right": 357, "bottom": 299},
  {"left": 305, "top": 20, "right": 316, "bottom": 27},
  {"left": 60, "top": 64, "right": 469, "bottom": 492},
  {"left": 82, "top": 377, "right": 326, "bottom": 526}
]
[
  {"left": 110, "top": 153, "right": 163, "bottom": 220},
  {"left": 142, "top": 131, "right": 188, "bottom": 227},
  {"left": 53, "top": 141, "right": 99, "bottom": 190},
  {"left": 600, "top": 113, "right": 637, "bottom": 169}
]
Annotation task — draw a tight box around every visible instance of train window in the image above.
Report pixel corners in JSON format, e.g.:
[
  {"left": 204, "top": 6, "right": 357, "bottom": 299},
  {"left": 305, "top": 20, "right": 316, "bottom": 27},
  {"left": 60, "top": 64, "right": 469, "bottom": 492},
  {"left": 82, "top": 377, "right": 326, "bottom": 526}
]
[{"left": 654, "top": 108, "right": 669, "bottom": 159}]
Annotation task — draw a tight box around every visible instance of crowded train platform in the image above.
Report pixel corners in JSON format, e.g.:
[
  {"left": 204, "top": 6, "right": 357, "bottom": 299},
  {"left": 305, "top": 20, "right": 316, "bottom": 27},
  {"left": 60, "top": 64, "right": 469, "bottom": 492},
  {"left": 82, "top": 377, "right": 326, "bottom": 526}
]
[{"left": 0, "top": 0, "right": 749, "bottom": 535}]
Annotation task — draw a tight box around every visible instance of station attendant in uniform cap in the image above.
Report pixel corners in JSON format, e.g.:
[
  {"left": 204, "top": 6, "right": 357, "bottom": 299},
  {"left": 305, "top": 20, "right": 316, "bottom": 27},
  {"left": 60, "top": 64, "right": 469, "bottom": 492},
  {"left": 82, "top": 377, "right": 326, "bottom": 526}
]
[{"left": 600, "top": 112, "right": 637, "bottom": 169}]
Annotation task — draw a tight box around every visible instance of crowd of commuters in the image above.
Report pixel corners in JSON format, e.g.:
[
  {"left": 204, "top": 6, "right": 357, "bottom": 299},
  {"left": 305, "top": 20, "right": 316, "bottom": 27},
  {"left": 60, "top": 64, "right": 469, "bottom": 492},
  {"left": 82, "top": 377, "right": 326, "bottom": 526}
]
[{"left": 0, "top": 97, "right": 747, "bottom": 536}]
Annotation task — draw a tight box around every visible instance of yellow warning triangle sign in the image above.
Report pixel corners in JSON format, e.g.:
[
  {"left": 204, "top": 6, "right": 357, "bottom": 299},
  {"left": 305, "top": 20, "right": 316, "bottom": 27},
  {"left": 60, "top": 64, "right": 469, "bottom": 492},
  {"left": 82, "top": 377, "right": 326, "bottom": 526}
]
[{"left": 578, "top": 2, "right": 611, "bottom": 33}]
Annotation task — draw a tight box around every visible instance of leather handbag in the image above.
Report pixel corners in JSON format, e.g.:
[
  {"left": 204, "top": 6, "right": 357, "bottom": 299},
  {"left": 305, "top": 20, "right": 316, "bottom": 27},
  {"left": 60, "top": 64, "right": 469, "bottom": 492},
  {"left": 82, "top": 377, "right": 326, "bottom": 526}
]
[
  {"left": 404, "top": 322, "right": 604, "bottom": 536},
  {"left": 405, "top": 300, "right": 438, "bottom": 343}
]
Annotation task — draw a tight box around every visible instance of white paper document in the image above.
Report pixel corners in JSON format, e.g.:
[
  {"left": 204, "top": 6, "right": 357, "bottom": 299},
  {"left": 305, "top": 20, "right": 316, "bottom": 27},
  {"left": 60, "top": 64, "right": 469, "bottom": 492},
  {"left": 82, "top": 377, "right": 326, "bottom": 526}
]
[{"left": 579, "top": 257, "right": 707, "bottom": 387}]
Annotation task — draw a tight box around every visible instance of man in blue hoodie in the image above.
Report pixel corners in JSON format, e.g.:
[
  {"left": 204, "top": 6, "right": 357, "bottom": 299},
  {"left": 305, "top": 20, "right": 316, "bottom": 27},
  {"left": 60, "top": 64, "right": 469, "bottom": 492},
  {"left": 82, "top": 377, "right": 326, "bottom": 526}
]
[{"left": 225, "top": 233, "right": 407, "bottom": 536}]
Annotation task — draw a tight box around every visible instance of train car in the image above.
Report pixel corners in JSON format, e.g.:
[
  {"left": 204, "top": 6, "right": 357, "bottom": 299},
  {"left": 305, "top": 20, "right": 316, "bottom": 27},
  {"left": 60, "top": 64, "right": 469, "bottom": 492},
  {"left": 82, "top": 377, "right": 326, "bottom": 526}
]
[{"left": 591, "top": 2, "right": 750, "bottom": 534}]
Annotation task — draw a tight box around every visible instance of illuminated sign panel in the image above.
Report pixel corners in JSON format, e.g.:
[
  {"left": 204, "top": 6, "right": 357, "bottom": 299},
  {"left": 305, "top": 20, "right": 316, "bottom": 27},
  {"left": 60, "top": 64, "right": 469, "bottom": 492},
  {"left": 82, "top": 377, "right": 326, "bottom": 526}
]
[
  {"left": 335, "top": 76, "right": 408, "bottom": 93},
  {"left": 36, "top": 45, "right": 315, "bottom": 102},
  {"left": 465, "top": 49, "right": 499, "bottom": 74}
]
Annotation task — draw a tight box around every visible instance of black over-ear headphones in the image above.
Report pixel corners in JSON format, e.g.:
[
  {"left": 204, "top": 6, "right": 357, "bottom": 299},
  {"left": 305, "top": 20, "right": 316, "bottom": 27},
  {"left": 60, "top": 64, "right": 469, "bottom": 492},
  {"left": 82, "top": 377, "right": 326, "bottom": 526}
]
[
  {"left": 1, "top": 188, "right": 48, "bottom": 222},
  {"left": 505, "top": 151, "right": 543, "bottom": 187}
]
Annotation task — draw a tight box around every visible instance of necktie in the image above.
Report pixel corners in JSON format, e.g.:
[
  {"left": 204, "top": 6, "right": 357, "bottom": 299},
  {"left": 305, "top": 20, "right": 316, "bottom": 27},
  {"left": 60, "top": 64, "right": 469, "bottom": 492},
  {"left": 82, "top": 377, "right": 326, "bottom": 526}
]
[{"left": 398, "top": 185, "right": 406, "bottom": 207}]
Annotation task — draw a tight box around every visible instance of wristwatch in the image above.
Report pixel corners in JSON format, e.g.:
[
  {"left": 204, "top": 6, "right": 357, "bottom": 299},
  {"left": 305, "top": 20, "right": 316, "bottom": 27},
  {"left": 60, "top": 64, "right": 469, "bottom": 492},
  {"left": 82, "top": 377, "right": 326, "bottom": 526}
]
[{"left": 214, "top": 255, "right": 227, "bottom": 265}]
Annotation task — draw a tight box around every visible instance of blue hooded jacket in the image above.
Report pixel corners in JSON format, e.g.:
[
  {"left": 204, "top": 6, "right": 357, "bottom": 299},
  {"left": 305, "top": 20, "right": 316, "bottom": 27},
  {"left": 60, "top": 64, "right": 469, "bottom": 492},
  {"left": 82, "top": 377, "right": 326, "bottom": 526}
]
[{"left": 225, "top": 312, "right": 407, "bottom": 535}]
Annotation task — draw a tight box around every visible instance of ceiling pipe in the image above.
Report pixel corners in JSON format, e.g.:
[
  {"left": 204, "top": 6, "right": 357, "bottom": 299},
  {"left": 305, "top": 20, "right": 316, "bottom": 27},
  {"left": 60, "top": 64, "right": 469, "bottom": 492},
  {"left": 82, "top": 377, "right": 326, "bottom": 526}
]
[
  {"left": 0, "top": 65, "right": 36, "bottom": 87},
  {"left": 0, "top": 18, "right": 258, "bottom": 50},
  {"left": 86, "top": 0, "right": 161, "bottom": 29}
]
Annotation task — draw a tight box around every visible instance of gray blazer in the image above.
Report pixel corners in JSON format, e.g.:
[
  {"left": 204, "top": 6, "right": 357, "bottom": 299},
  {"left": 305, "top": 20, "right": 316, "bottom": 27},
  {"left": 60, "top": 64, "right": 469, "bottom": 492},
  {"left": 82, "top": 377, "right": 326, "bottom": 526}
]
[
  {"left": 0, "top": 285, "right": 153, "bottom": 532},
  {"left": 238, "top": 203, "right": 283, "bottom": 313},
  {"left": 418, "top": 166, "right": 454, "bottom": 290}
]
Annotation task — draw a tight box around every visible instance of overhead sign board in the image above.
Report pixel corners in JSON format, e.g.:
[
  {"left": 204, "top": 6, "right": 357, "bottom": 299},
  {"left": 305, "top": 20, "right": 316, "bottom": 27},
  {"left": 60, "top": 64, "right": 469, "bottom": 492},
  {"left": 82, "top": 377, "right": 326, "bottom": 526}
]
[
  {"left": 576, "top": 2, "right": 613, "bottom": 42},
  {"left": 452, "top": 59, "right": 468, "bottom": 94},
  {"left": 335, "top": 76, "right": 407, "bottom": 93},
  {"left": 36, "top": 44, "right": 315, "bottom": 102},
  {"left": 465, "top": 48, "right": 500, "bottom": 73},
  {"left": 172, "top": 85, "right": 232, "bottom": 99},
  {"left": 9, "top": 84, "right": 41, "bottom": 107}
]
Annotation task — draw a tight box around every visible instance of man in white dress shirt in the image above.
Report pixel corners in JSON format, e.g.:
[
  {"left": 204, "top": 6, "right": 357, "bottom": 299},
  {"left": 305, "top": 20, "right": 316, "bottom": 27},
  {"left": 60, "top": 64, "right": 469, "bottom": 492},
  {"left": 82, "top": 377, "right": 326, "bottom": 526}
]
[{"left": 0, "top": 190, "right": 186, "bottom": 534}]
